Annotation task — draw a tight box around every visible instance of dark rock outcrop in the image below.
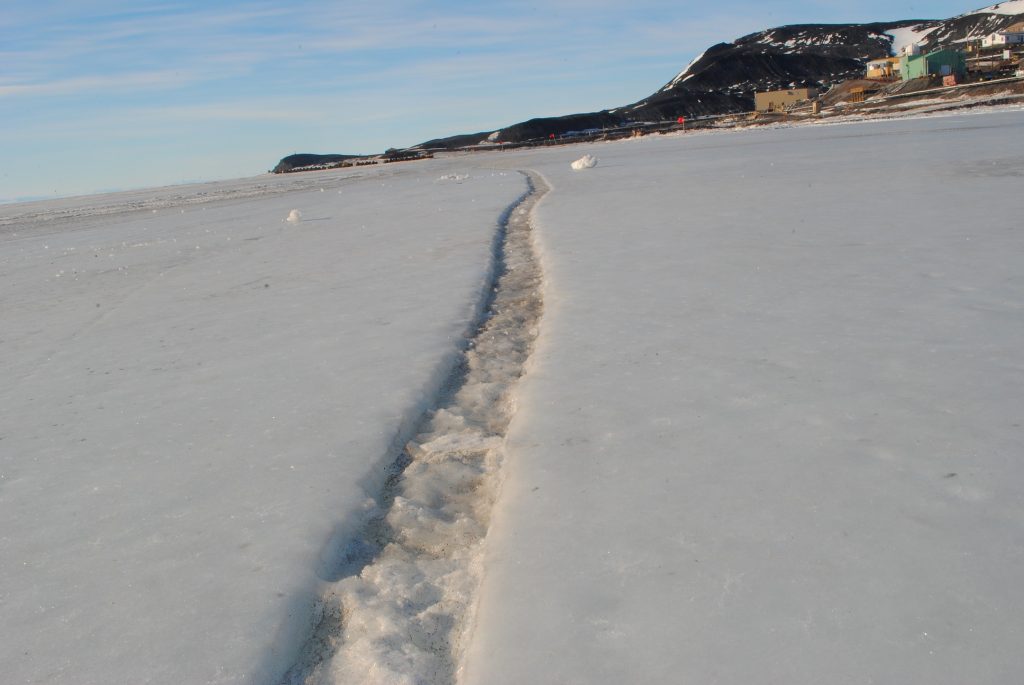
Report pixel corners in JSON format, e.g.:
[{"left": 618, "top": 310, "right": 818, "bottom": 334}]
[
  {"left": 416, "top": 131, "right": 494, "bottom": 150},
  {"left": 272, "top": 153, "right": 359, "bottom": 174}
]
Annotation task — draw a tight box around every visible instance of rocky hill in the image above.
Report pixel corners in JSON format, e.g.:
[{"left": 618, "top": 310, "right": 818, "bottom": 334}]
[
  {"left": 274, "top": 2, "right": 1024, "bottom": 166},
  {"left": 272, "top": 153, "right": 361, "bottom": 174},
  {"left": 424, "top": 1, "right": 1024, "bottom": 146}
]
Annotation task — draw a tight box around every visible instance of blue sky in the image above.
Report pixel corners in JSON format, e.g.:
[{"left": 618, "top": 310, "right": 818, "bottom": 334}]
[{"left": 1, "top": 0, "right": 982, "bottom": 201}]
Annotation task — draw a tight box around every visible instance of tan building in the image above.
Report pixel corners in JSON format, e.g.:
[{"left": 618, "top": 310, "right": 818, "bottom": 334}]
[
  {"left": 866, "top": 56, "right": 901, "bottom": 80},
  {"left": 754, "top": 88, "right": 816, "bottom": 112}
]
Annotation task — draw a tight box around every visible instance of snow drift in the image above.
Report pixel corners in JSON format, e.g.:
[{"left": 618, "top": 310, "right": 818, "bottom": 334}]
[{"left": 570, "top": 155, "right": 598, "bottom": 171}]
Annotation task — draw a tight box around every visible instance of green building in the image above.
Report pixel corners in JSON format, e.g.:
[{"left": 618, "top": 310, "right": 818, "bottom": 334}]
[{"left": 899, "top": 49, "right": 966, "bottom": 80}]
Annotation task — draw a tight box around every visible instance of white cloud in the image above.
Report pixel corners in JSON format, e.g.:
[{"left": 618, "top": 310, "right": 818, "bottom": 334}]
[{"left": 0, "top": 70, "right": 204, "bottom": 98}]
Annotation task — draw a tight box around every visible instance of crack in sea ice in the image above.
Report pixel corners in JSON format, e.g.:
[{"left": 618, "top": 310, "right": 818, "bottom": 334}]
[{"left": 280, "top": 171, "right": 549, "bottom": 685}]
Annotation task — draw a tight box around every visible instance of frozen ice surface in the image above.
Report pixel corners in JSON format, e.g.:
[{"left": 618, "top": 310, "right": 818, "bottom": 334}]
[
  {"left": 6, "top": 110, "right": 1024, "bottom": 685},
  {"left": 0, "top": 165, "right": 526, "bottom": 684},
  {"left": 464, "top": 111, "right": 1024, "bottom": 684}
]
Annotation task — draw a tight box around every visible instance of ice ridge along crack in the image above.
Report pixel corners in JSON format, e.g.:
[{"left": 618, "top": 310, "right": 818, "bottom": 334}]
[{"left": 280, "top": 170, "right": 549, "bottom": 685}]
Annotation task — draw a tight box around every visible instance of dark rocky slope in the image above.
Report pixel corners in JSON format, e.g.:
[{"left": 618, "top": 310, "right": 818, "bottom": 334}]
[
  {"left": 273, "top": 3, "right": 1024, "bottom": 166},
  {"left": 272, "top": 153, "right": 360, "bottom": 173},
  {"left": 424, "top": 3, "right": 1024, "bottom": 145}
]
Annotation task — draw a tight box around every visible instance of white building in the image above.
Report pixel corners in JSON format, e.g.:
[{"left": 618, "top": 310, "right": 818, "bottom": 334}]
[{"left": 981, "top": 22, "right": 1024, "bottom": 48}]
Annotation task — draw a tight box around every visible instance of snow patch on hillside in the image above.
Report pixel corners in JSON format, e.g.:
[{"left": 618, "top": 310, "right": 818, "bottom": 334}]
[
  {"left": 967, "top": 0, "right": 1024, "bottom": 16},
  {"left": 759, "top": 29, "right": 859, "bottom": 49},
  {"left": 664, "top": 49, "right": 706, "bottom": 90},
  {"left": 886, "top": 24, "right": 940, "bottom": 54}
]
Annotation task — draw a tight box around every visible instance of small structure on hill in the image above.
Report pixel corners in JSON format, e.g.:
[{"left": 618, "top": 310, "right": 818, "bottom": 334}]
[
  {"left": 846, "top": 84, "right": 884, "bottom": 103},
  {"left": 982, "top": 22, "right": 1024, "bottom": 48},
  {"left": 899, "top": 49, "right": 966, "bottom": 80},
  {"left": 866, "top": 57, "right": 901, "bottom": 80},
  {"left": 899, "top": 43, "right": 922, "bottom": 57},
  {"left": 754, "top": 87, "right": 817, "bottom": 112},
  {"left": 966, "top": 22, "right": 1022, "bottom": 77}
]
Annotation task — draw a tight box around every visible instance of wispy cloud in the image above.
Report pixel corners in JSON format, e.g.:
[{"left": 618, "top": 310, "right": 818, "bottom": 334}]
[
  {"left": 0, "top": 70, "right": 205, "bottom": 98},
  {"left": 155, "top": 102, "right": 318, "bottom": 122},
  {"left": 0, "top": 98, "right": 319, "bottom": 143}
]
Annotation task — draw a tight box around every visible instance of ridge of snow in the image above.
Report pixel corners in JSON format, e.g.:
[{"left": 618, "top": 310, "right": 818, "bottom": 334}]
[
  {"left": 280, "top": 173, "right": 549, "bottom": 685},
  {"left": 664, "top": 49, "right": 707, "bottom": 90}
]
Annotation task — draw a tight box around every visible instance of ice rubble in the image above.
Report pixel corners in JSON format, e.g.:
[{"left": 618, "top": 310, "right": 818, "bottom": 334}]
[{"left": 282, "top": 174, "right": 549, "bottom": 685}]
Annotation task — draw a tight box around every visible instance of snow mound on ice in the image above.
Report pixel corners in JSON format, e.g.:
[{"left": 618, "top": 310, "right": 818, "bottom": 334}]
[
  {"left": 438, "top": 174, "right": 470, "bottom": 182},
  {"left": 286, "top": 209, "right": 302, "bottom": 223},
  {"left": 571, "top": 155, "right": 598, "bottom": 171}
]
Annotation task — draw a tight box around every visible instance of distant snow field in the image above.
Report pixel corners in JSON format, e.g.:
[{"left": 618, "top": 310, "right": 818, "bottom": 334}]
[{"left": 3, "top": 109, "right": 1024, "bottom": 685}]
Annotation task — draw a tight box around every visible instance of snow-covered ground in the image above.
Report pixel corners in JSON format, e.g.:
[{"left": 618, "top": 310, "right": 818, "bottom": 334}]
[
  {"left": 464, "top": 110, "right": 1024, "bottom": 684},
  {"left": 968, "top": 0, "right": 1024, "bottom": 16},
  {"left": 4, "top": 109, "right": 1024, "bottom": 685},
  {"left": 885, "top": 24, "right": 940, "bottom": 54},
  {"left": 0, "top": 165, "right": 526, "bottom": 684}
]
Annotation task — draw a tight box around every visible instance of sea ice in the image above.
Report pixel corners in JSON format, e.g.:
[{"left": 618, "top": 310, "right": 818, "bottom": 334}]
[
  {"left": 0, "top": 164, "right": 527, "bottom": 685},
  {"left": 464, "top": 111, "right": 1024, "bottom": 685}
]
